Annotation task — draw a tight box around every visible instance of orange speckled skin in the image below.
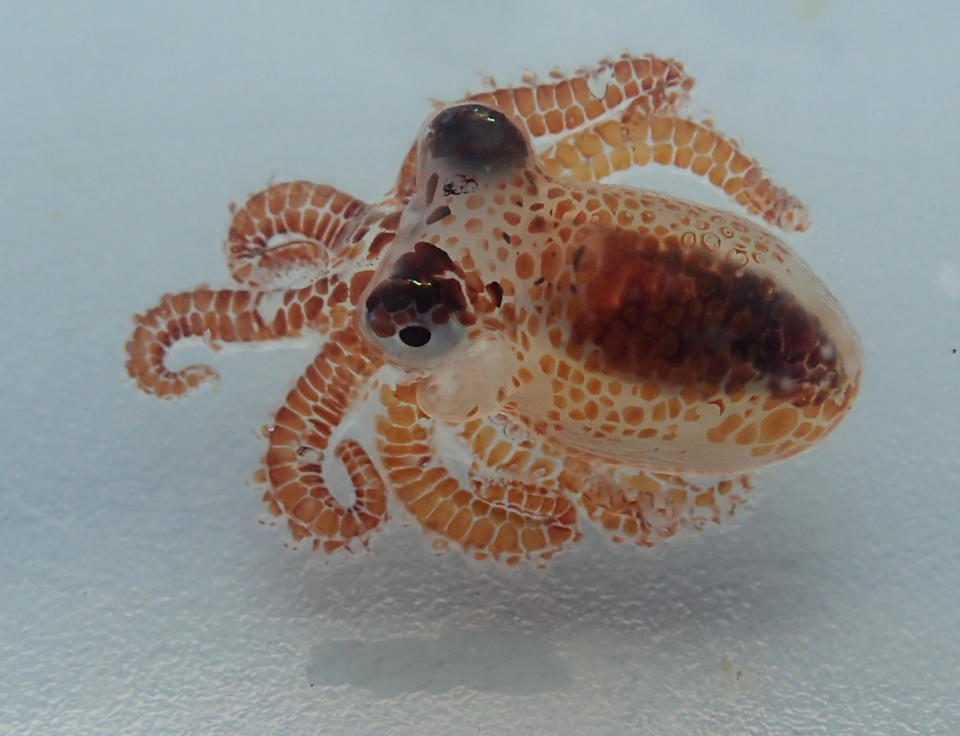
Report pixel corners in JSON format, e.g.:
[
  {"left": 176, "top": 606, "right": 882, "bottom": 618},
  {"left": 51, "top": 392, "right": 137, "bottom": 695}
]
[{"left": 126, "top": 55, "right": 861, "bottom": 563}]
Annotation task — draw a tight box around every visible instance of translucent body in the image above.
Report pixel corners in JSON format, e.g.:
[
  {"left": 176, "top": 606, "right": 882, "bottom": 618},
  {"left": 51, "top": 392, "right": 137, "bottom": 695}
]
[
  {"left": 127, "top": 55, "right": 861, "bottom": 562},
  {"left": 361, "top": 107, "right": 861, "bottom": 475}
]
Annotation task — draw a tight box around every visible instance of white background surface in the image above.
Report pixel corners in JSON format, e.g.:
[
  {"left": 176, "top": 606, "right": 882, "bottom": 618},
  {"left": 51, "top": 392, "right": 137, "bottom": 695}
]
[{"left": 2, "top": 2, "right": 959, "bottom": 734}]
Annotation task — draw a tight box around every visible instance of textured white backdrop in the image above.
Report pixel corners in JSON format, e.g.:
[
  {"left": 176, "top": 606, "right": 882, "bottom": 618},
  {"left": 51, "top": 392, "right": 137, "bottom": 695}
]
[{"left": 2, "top": 2, "right": 959, "bottom": 734}]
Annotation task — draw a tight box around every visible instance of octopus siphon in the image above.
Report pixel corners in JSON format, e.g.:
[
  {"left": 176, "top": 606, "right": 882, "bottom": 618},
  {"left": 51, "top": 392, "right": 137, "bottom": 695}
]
[{"left": 126, "top": 55, "right": 862, "bottom": 564}]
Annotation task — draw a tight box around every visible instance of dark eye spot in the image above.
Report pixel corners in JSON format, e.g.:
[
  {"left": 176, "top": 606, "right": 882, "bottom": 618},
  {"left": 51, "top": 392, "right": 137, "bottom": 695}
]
[
  {"left": 485, "top": 280, "right": 504, "bottom": 307},
  {"left": 428, "top": 104, "right": 528, "bottom": 172},
  {"left": 399, "top": 325, "right": 432, "bottom": 347},
  {"left": 365, "top": 241, "right": 467, "bottom": 318}
]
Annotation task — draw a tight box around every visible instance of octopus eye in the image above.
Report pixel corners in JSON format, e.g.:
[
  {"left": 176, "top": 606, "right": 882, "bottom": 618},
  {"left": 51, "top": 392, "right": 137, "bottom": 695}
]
[
  {"left": 427, "top": 104, "right": 528, "bottom": 173},
  {"left": 363, "top": 276, "right": 467, "bottom": 367},
  {"left": 398, "top": 325, "right": 432, "bottom": 347}
]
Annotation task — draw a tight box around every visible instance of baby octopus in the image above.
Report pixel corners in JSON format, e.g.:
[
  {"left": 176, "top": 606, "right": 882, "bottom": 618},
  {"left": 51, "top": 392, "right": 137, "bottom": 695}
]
[{"left": 126, "top": 55, "right": 862, "bottom": 563}]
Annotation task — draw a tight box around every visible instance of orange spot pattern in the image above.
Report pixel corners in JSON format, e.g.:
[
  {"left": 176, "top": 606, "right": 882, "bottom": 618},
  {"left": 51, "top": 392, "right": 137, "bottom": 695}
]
[{"left": 125, "top": 54, "right": 861, "bottom": 561}]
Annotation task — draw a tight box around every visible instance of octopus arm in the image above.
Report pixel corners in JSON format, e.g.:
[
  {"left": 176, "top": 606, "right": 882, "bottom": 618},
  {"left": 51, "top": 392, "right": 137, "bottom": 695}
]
[
  {"left": 262, "top": 326, "right": 389, "bottom": 552},
  {"left": 125, "top": 281, "right": 334, "bottom": 398},
  {"left": 225, "top": 181, "right": 367, "bottom": 288},
  {"left": 540, "top": 116, "right": 811, "bottom": 232},
  {"left": 392, "top": 53, "right": 693, "bottom": 201},
  {"left": 559, "top": 459, "right": 752, "bottom": 547},
  {"left": 466, "top": 53, "right": 692, "bottom": 140},
  {"left": 377, "top": 385, "right": 580, "bottom": 564}
]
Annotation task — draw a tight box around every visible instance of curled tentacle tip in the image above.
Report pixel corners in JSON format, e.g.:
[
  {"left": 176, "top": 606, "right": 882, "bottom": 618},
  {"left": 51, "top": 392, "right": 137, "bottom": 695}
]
[{"left": 128, "top": 365, "right": 220, "bottom": 399}]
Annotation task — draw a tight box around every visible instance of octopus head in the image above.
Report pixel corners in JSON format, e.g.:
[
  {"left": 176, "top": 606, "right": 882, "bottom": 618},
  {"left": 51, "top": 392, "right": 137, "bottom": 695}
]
[
  {"left": 360, "top": 237, "right": 515, "bottom": 423},
  {"left": 362, "top": 240, "right": 469, "bottom": 368},
  {"left": 358, "top": 105, "right": 535, "bottom": 421},
  {"left": 422, "top": 103, "right": 529, "bottom": 176}
]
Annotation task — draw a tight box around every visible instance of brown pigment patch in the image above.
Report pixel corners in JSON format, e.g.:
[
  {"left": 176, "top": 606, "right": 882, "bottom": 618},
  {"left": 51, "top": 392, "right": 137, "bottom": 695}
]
[{"left": 566, "top": 228, "right": 840, "bottom": 404}]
